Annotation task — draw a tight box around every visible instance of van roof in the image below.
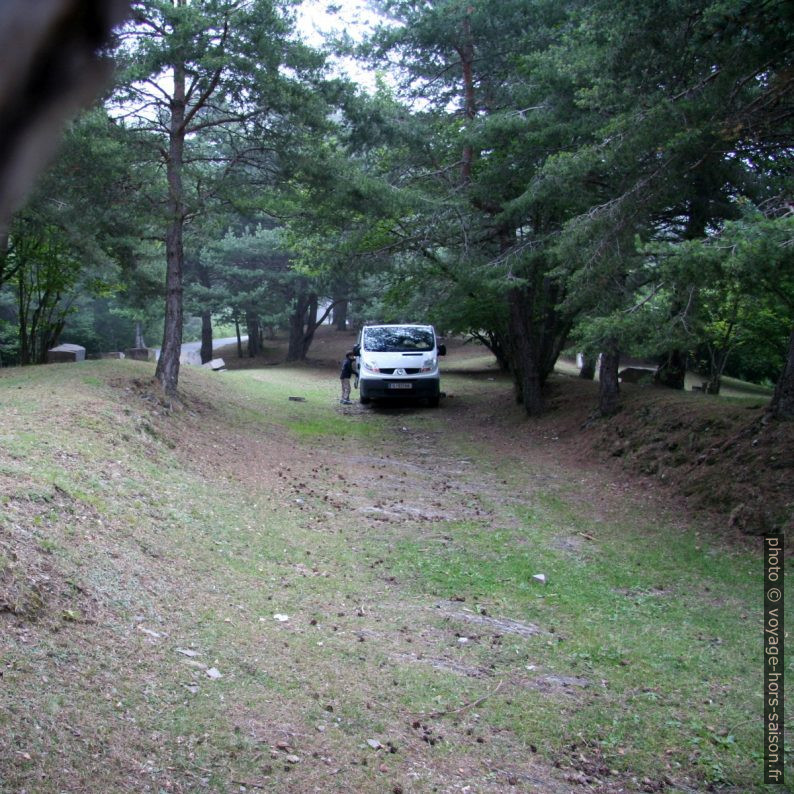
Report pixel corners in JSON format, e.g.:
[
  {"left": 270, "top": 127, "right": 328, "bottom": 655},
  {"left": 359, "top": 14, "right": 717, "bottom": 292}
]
[{"left": 362, "top": 323, "right": 433, "bottom": 328}]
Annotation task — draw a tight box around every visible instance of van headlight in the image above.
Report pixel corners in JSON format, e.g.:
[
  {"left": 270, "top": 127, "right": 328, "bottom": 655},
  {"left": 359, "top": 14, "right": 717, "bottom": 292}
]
[
  {"left": 362, "top": 359, "right": 380, "bottom": 373},
  {"left": 420, "top": 357, "right": 437, "bottom": 373}
]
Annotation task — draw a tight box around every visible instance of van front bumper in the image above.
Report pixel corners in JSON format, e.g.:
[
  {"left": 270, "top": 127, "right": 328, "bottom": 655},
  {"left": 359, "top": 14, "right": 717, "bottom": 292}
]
[{"left": 359, "top": 377, "right": 440, "bottom": 400}]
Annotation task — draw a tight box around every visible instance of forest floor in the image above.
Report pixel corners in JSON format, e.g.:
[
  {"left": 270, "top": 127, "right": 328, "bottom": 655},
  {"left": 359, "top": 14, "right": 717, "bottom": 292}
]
[{"left": 0, "top": 329, "right": 790, "bottom": 793}]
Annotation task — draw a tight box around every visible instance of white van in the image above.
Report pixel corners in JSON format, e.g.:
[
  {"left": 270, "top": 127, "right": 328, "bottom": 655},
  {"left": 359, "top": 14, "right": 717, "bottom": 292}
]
[{"left": 354, "top": 324, "right": 446, "bottom": 407}]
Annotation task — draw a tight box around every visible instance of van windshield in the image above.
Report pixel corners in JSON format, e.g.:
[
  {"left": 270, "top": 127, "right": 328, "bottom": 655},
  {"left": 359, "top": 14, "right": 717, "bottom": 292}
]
[{"left": 363, "top": 326, "right": 434, "bottom": 352}]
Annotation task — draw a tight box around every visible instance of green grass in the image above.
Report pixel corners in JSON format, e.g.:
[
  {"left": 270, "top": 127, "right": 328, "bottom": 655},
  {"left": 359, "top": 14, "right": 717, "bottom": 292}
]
[
  {"left": 0, "top": 358, "right": 789, "bottom": 792},
  {"left": 221, "top": 367, "right": 388, "bottom": 441},
  {"left": 363, "top": 390, "right": 787, "bottom": 788},
  {"left": 384, "top": 496, "right": 779, "bottom": 786}
]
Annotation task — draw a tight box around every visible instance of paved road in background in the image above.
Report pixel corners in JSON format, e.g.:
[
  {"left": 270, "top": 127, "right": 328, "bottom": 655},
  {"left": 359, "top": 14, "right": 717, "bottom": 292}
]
[
  {"left": 153, "top": 336, "right": 247, "bottom": 360},
  {"left": 180, "top": 336, "right": 245, "bottom": 354}
]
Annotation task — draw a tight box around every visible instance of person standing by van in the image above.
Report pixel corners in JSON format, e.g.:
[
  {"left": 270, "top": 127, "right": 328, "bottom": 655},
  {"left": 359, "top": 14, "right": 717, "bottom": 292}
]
[{"left": 339, "top": 350, "right": 357, "bottom": 404}]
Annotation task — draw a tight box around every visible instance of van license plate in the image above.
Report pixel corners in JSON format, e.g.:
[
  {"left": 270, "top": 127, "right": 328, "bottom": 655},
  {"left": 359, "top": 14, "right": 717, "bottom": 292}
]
[{"left": 388, "top": 382, "right": 413, "bottom": 389}]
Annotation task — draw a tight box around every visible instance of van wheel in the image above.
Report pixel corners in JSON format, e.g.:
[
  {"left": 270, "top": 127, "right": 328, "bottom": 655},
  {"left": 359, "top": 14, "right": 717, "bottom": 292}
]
[
  {"left": 427, "top": 395, "right": 440, "bottom": 408},
  {"left": 360, "top": 396, "right": 371, "bottom": 405}
]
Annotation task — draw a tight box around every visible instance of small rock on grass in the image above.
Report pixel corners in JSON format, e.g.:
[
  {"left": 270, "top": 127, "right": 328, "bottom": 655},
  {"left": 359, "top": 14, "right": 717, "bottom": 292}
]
[
  {"left": 205, "top": 667, "right": 222, "bottom": 679},
  {"left": 367, "top": 739, "right": 382, "bottom": 750}
]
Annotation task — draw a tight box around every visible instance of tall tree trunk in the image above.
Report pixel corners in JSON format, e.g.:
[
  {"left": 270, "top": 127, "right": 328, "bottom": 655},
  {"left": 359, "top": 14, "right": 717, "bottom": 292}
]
[
  {"left": 300, "top": 293, "right": 320, "bottom": 358},
  {"left": 39, "top": 304, "right": 65, "bottom": 363},
  {"left": 0, "top": 232, "right": 11, "bottom": 291},
  {"left": 472, "top": 329, "right": 511, "bottom": 372},
  {"left": 246, "top": 312, "right": 262, "bottom": 357},
  {"left": 705, "top": 301, "right": 739, "bottom": 395},
  {"left": 654, "top": 349, "right": 687, "bottom": 389},
  {"left": 505, "top": 275, "right": 572, "bottom": 416},
  {"left": 490, "top": 330, "right": 512, "bottom": 373},
  {"left": 704, "top": 346, "right": 726, "bottom": 394},
  {"left": 195, "top": 260, "right": 213, "bottom": 363},
  {"left": 507, "top": 286, "right": 544, "bottom": 415},
  {"left": 235, "top": 315, "right": 243, "bottom": 358},
  {"left": 134, "top": 320, "right": 146, "bottom": 349},
  {"left": 286, "top": 291, "right": 331, "bottom": 361},
  {"left": 457, "top": 10, "right": 476, "bottom": 185},
  {"left": 333, "top": 297, "right": 348, "bottom": 331},
  {"left": 599, "top": 343, "right": 620, "bottom": 416},
  {"left": 770, "top": 327, "right": 794, "bottom": 420},
  {"left": 200, "top": 310, "right": 213, "bottom": 364},
  {"left": 17, "top": 275, "right": 29, "bottom": 365},
  {"left": 286, "top": 293, "right": 309, "bottom": 361},
  {"left": 155, "top": 48, "right": 186, "bottom": 397},
  {"left": 579, "top": 353, "right": 596, "bottom": 380}
]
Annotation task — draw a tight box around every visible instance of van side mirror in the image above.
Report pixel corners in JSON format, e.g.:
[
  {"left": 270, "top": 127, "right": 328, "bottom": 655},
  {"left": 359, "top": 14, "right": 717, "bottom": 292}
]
[
  {"left": 353, "top": 344, "right": 360, "bottom": 355},
  {"left": 437, "top": 344, "right": 446, "bottom": 356}
]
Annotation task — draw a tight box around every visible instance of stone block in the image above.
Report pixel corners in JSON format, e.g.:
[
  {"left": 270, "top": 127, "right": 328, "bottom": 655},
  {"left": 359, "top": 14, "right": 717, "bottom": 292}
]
[
  {"left": 125, "top": 347, "right": 151, "bottom": 361},
  {"left": 201, "top": 357, "right": 226, "bottom": 371},
  {"left": 47, "top": 343, "right": 85, "bottom": 363}
]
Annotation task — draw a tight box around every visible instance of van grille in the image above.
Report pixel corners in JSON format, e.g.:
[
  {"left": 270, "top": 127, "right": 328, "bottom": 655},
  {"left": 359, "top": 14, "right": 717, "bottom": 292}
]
[{"left": 378, "top": 368, "right": 421, "bottom": 375}]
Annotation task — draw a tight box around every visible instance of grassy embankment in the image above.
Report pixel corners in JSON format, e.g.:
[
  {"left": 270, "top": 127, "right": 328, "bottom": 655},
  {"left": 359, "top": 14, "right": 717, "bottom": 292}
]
[{"left": 0, "top": 355, "right": 788, "bottom": 792}]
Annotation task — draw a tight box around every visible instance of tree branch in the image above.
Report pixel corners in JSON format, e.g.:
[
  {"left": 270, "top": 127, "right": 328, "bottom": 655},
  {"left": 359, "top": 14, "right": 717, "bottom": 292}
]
[{"left": 181, "top": 18, "right": 230, "bottom": 132}]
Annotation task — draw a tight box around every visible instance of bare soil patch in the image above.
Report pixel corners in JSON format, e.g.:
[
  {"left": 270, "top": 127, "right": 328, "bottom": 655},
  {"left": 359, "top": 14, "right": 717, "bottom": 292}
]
[{"left": 233, "top": 326, "right": 792, "bottom": 539}]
